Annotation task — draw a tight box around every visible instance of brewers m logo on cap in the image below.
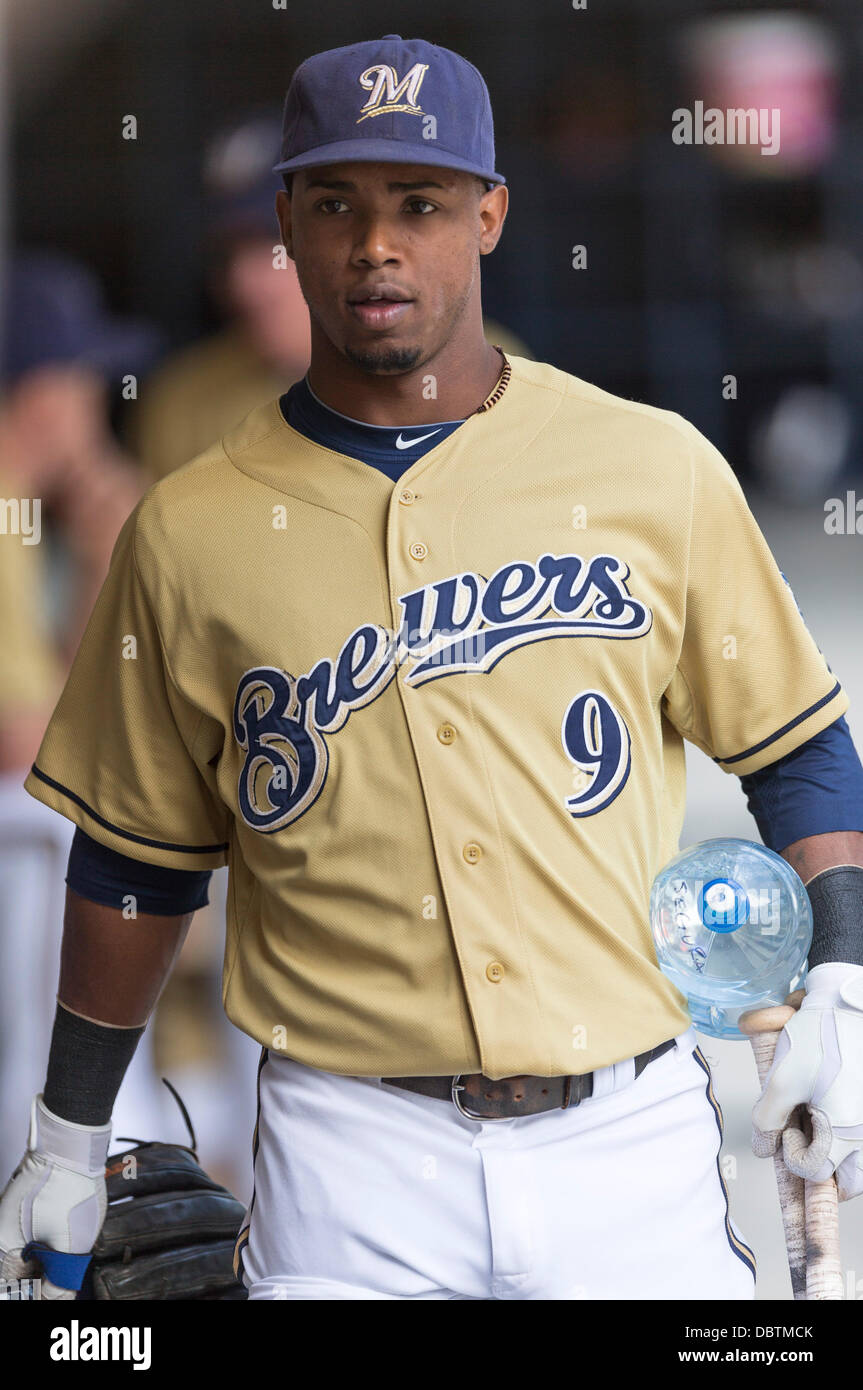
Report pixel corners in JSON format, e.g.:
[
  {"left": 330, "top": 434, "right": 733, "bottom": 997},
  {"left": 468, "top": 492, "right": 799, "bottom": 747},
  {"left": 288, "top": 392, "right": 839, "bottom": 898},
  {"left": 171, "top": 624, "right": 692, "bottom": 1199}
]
[
  {"left": 271, "top": 37, "right": 505, "bottom": 186},
  {"left": 357, "top": 63, "right": 430, "bottom": 123}
]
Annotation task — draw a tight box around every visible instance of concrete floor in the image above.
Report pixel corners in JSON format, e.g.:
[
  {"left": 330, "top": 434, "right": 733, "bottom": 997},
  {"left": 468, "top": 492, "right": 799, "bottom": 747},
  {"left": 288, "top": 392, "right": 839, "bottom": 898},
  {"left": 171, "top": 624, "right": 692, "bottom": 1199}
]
[{"left": 680, "top": 486, "right": 863, "bottom": 1301}]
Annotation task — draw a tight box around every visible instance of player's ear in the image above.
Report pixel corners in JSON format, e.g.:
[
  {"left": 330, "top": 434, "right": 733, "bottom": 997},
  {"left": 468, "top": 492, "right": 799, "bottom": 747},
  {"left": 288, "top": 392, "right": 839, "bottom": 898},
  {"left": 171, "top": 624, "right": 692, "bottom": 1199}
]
[
  {"left": 275, "top": 189, "right": 294, "bottom": 260},
  {"left": 478, "top": 183, "right": 508, "bottom": 256}
]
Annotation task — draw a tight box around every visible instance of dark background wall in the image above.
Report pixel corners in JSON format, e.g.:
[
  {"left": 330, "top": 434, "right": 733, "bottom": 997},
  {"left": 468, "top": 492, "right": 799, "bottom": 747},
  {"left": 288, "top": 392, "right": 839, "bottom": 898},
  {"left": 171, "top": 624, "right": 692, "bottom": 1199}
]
[{"left": 9, "top": 0, "right": 863, "bottom": 482}]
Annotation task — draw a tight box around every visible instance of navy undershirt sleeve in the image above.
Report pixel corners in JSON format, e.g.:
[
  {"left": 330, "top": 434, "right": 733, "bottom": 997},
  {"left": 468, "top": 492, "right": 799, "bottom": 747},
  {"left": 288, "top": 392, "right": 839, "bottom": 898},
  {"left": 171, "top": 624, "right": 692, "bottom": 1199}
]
[
  {"left": 739, "top": 714, "right": 863, "bottom": 854},
  {"left": 66, "top": 826, "right": 212, "bottom": 915}
]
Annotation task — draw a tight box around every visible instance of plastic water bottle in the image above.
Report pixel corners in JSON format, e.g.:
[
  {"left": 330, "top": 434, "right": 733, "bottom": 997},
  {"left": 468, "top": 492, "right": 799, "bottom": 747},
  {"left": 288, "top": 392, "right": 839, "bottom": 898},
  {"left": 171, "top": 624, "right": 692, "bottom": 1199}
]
[{"left": 650, "top": 837, "right": 812, "bottom": 1040}]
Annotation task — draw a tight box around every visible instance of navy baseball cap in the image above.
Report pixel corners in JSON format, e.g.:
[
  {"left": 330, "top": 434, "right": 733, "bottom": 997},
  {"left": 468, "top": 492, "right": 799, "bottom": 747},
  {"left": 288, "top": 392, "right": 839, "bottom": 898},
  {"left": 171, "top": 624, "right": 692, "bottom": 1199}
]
[
  {"left": 1, "top": 251, "right": 162, "bottom": 387},
  {"left": 204, "top": 114, "right": 284, "bottom": 236},
  {"left": 273, "top": 34, "right": 505, "bottom": 186}
]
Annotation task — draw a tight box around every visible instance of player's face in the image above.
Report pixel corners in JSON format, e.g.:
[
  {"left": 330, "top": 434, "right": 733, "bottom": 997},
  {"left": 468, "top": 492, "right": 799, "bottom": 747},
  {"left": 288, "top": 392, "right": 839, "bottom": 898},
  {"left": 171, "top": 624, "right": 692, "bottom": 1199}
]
[{"left": 276, "top": 162, "right": 506, "bottom": 375}]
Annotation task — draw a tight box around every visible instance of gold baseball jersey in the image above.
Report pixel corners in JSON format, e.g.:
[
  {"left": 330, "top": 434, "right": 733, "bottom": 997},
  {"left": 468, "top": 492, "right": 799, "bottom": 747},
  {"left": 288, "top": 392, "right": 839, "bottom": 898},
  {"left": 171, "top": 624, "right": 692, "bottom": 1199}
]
[{"left": 25, "top": 355, "right": 849, "bottom": 1078}]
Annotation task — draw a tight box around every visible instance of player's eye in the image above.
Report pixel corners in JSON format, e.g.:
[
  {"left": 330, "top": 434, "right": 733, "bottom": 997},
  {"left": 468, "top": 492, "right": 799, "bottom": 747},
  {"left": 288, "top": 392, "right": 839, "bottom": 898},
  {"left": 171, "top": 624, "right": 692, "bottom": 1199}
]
[
  {"left": 405, "top": 198, "right": 437, "bottom": 215},
  {"left": 316, "top": 198, "right": 351, "bottom": 214}
]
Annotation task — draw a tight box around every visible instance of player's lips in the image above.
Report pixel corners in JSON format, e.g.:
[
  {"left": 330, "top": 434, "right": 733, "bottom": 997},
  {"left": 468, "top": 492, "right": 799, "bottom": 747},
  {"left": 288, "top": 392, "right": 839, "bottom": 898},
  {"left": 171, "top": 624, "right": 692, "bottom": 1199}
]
[{"left": 347, "top": 283, "right": 415, "bottom": 329}]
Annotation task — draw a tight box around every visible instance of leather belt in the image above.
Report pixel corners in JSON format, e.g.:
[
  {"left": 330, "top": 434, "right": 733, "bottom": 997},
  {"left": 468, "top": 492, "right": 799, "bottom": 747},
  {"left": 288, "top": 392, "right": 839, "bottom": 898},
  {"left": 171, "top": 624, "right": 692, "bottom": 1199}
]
[{"left": 381, "top": 1037, "right": 678, "bottom": 1121}]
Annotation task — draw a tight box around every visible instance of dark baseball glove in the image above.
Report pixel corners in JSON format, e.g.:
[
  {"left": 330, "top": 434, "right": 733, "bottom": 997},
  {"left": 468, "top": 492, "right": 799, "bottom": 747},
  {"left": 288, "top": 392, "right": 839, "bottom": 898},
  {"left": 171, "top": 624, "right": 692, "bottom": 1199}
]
[{"left": 81, "top": 1081, "right": 248, "bottom": 1301}]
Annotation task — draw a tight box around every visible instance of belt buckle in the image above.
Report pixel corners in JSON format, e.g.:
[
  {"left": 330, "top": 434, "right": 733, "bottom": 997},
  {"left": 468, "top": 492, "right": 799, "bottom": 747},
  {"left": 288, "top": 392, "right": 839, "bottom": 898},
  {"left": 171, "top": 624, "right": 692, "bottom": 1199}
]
[{"left": 451, "top": 1075, "right": 517, "bottom": 1122}]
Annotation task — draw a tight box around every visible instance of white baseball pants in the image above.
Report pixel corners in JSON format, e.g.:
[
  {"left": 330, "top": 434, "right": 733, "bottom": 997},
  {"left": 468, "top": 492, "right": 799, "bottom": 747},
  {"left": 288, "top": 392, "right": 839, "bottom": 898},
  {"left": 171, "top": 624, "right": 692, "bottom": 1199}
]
[{"left": 236, "top": 1026, "right": 756, "bottom": 1300}]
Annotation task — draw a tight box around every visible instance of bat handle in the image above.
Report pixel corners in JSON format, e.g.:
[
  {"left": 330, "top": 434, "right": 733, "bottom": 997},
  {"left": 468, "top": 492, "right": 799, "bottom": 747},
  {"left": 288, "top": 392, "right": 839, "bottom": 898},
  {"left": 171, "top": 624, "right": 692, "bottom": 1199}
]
[
  {"left": 743, "top": 1020, "right": 808, "bottom": 1301},
  {"left": 804, "top": 1178, "right": 844, "bottom": 1300},
  {"left": 740, "top": 993, "right": 843, "bottom": 1302}
]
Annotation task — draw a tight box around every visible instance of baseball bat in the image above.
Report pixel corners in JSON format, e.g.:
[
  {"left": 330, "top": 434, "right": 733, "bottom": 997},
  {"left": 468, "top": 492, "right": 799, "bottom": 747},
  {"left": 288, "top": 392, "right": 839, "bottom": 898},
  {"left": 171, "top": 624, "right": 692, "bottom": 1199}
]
[{"left": 738, "top": 991, "right": 843, "bottom": 1301}]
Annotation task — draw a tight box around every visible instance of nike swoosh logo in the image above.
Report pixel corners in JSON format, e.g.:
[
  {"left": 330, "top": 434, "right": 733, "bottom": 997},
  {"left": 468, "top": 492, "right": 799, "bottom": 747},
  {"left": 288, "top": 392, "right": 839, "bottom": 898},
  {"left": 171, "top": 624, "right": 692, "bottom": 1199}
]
[{"left": 394, "top": 429, "right": 442, "bottom": 450}]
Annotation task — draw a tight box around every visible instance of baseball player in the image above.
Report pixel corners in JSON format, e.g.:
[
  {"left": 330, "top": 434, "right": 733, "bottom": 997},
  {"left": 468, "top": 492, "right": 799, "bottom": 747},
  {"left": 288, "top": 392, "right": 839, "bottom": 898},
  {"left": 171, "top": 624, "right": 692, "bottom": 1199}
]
[{"left": 2, "top": 34, "right": 863, "bottom": 1302}]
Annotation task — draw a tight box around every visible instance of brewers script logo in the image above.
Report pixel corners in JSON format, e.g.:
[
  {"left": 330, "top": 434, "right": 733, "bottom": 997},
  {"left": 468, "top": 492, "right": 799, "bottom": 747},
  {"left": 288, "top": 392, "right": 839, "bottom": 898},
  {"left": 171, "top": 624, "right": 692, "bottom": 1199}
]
[
  {"left": 356, "top": 62, "right": 429, "bottom": 122},
  {"left": 233, "top": 552, "right": 652, "bottom": 832}
]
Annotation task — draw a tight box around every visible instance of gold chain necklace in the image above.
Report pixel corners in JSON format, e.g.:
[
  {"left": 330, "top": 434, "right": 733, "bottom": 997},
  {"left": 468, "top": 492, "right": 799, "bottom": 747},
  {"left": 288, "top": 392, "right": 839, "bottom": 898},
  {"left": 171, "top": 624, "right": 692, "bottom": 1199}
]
[{"left": 474, "top": 345, "right": 511, "bottom": 414}]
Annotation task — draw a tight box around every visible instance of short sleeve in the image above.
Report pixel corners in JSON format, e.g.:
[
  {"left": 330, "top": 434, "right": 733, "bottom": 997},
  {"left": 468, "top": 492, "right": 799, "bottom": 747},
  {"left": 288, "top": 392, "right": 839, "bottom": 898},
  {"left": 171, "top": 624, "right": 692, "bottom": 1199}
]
[
  {"left": 661, "top": 425, "right": 849, "bottom": 777},
  {"left": 24, "top": 505, "right": 230, "bottom": 869}
]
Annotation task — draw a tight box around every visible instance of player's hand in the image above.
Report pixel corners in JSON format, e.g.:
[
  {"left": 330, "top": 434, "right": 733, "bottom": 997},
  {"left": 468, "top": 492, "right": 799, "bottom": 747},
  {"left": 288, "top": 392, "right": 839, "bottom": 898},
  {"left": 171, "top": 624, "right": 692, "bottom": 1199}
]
[
  {"left": 0, "top": 1095, "right": 111, "bottom": 1298},
  {"left": 752, "top": 963, "right": 863, "bottom": 1201}
]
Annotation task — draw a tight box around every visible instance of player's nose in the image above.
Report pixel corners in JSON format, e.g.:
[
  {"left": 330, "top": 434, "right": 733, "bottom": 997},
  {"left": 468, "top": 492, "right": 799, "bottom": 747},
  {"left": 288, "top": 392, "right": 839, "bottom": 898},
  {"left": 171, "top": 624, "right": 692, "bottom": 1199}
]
[{"left": 349, "top": 215, "right": 403, "bottom": 266}]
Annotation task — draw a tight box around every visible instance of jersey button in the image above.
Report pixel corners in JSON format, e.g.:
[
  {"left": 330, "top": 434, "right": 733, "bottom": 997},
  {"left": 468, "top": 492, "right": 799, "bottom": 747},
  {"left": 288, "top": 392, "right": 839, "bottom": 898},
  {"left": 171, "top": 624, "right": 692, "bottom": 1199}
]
[
  {"left": 437, "top": 722, "right": 457, "bottom": 744},
  {"left": 463, "top": 842, "right": 482, "bottom": 865},
  {"left": 409, "top": 541, "right": 428, "bottom": 561},
  {"left": 486, "top": 961, "right": 505, "bottom": 983},
  {"left": 398, "top": 488, "right": 417, "bottom": 505}
]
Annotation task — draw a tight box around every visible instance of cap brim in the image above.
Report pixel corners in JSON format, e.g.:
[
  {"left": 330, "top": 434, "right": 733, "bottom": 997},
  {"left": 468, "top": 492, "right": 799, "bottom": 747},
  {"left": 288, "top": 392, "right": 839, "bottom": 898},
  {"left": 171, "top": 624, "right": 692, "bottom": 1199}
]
[{"left": 273, "top": 138, "right": 505, "bottom": 185}]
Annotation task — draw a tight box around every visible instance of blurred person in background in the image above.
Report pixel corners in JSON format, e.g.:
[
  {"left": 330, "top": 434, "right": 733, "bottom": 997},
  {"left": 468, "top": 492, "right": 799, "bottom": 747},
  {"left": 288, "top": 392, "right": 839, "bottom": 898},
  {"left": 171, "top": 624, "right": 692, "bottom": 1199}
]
[
  {"left": 130, "top": 115, "right": 312, "bottom": 484},
  {"left": 0, "top": 252, "right": 151, "bottom": 766},
  {"left": 0, "top": 250, "right": 163, "bottom": 1178}
]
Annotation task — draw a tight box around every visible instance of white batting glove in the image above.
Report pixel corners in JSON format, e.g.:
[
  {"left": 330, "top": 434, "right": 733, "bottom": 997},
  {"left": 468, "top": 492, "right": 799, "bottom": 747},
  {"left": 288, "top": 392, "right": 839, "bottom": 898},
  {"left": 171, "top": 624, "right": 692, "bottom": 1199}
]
[
  {"left": 752, "top": 962, "right": 863, "bottom": 1201},
  {"left": 0, "top": 1095, "right": 111, "bottom": 1299}
]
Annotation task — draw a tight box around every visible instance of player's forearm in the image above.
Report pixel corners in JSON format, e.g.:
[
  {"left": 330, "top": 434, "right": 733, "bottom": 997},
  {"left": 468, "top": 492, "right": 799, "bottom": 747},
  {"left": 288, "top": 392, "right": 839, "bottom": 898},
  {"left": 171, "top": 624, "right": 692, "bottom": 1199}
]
[
  {"left": 38, "top": 889, "right": 195, "bottom": 1126},
  {"left": 58, "top": 887, "right": 193, "bottom": 1026},
  {"left": 780, "top": 830, "right": 863, "bottom": 885}
]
